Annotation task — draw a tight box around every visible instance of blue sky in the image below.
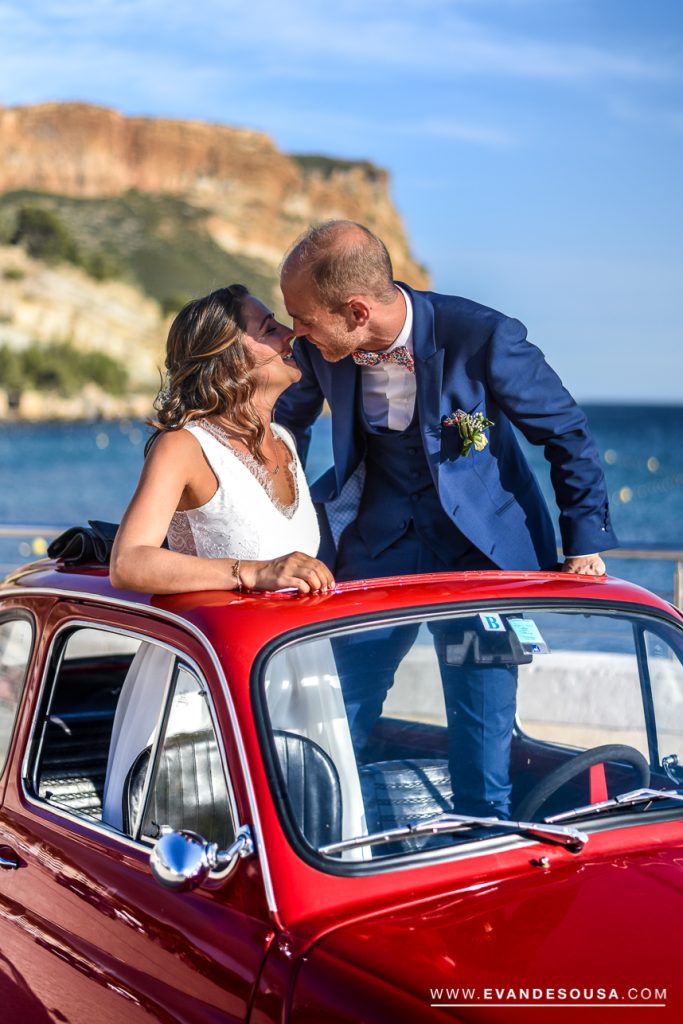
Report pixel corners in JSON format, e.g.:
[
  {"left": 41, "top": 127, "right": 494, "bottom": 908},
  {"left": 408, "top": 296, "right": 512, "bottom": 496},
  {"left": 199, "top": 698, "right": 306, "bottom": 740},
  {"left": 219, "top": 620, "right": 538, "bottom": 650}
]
[{"left": 1, "top": 0, "right": 681, "bottom": 401}]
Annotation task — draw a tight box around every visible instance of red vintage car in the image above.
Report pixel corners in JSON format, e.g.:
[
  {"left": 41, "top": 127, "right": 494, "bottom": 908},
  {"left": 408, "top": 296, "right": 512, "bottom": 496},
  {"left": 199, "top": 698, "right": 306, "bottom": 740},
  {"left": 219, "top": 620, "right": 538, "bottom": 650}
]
[{"left": 1, "top": 561, "right": 683, "bottom": 1021}]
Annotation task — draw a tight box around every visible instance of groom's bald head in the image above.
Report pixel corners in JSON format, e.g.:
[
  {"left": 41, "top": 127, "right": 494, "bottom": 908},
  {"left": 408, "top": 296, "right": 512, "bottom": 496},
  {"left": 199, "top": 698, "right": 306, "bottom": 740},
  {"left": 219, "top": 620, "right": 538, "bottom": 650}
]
[
  {"left": 281, "top": 220, "right": 395, "bottom": 311},
  {"left": 280, "top": 220, "right": 406, "bottom": 362}
]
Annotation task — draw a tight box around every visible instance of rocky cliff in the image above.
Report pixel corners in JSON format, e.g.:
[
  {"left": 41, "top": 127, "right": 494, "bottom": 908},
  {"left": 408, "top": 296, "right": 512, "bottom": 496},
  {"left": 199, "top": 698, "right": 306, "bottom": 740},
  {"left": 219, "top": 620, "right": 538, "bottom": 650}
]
[
  {"left": 0, "top": 102, "right": 428, "bottom": 419},
  {"left": 0, "top": 102, "right": 427, "bottom": 283}
]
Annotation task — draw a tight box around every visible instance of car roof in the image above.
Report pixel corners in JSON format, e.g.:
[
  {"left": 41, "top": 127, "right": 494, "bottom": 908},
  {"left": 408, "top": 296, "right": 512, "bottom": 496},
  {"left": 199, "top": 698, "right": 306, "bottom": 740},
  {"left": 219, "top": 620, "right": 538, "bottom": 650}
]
[{"left": 3, "top": 559, "right": 679, "bottom": 645}]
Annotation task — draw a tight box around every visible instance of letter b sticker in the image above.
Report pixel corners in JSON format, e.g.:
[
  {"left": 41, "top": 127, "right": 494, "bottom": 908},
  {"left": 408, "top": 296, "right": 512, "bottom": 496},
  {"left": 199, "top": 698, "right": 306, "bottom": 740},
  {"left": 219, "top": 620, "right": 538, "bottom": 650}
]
[{"left": 479, "top": 613, "right": 505, "bottom": 632}]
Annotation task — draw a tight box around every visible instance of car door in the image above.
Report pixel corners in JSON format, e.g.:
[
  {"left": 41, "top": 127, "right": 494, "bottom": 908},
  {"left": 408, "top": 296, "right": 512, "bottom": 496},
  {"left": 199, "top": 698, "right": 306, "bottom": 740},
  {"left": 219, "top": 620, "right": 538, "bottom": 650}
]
[
  {"left": 0, "top": 599, "right": 274, "bottom": 1024},
  {"left": 0, "top": 598, "right": 56, "bottom": 1021}
]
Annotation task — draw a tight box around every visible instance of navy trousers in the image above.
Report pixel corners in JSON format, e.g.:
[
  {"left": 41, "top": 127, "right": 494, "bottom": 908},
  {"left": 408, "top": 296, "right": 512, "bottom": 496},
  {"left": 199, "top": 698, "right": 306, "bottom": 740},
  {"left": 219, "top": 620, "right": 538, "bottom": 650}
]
[{"left": 334, "top": 521, "right": 517, "bottom": 818}]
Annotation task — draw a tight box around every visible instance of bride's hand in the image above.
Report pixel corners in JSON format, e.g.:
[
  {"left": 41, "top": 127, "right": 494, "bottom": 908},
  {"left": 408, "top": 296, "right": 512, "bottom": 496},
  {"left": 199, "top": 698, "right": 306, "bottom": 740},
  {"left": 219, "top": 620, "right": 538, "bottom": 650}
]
[{"left": 240, "top": 552, "right": 335, "bottom": 593}]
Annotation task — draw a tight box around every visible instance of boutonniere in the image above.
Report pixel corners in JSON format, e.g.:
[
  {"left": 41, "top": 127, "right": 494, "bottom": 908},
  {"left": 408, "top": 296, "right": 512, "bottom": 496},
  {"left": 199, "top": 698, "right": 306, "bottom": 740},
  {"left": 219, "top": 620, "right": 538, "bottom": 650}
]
[{"left": 442, "top": 409, "right": 495, "bottom": 456}]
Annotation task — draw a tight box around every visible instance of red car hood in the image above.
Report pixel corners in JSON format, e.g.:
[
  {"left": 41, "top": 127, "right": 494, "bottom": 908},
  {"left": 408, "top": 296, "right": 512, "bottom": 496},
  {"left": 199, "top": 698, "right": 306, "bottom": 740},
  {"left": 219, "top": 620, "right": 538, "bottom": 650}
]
[{"left": 291, "top": 837, "right": 683, "bottom": 1021}]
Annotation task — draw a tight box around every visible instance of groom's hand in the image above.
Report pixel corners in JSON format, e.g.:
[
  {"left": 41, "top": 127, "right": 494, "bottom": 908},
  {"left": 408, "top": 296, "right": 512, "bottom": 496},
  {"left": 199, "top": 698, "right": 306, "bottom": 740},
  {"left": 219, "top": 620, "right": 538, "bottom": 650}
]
[{"left": 560, "top": 553, "right": 606, "bottom": 576}]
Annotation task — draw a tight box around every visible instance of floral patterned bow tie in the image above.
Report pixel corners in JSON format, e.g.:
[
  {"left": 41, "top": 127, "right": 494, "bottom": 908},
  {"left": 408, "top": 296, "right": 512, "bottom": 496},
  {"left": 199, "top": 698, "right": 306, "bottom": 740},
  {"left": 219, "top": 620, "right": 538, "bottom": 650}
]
[{"left": 351, "top": 345, "right": 415, "bottom": 374}]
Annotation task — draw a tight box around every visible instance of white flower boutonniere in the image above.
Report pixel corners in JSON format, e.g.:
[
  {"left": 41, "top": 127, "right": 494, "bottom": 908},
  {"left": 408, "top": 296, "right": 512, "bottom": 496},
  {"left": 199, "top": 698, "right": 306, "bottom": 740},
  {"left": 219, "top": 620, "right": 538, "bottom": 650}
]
[{"left": 442, "top": 409, "right": 495, "bottom": 456}]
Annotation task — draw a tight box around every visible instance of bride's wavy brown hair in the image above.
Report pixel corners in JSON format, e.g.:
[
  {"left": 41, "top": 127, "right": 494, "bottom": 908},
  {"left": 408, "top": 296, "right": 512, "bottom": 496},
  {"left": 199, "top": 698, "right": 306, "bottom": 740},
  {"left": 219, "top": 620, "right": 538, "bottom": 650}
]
[{"left": 148, "top": 284, "right": 268, "bottom": 462}]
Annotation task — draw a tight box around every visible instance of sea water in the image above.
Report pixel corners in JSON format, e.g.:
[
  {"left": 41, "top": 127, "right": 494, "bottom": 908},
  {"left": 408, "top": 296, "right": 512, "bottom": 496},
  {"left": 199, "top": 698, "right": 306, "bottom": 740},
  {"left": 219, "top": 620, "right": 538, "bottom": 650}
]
[{"left": 1, "top": 405, "right": 681, "bottom": 600}]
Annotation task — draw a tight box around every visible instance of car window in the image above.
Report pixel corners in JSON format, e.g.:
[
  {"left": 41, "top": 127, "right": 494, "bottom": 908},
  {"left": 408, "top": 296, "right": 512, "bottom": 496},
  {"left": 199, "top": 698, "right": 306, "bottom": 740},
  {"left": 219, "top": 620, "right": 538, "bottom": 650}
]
[
  {"left": 0, "top": 616, "right": 33, "bottom": 778},
  {"left": 29, "top": 625, "right": 234, "bottom": 849},
  {"left": 645, "top": 627, "right": 683, "bottom": 763},
  {"left": 514, "top": 612, "right": 648, "bottom": 754},
  {"left": 262, "top": 606, "right": 683, "bottom": 864},
  {"left": 138, "top": 665, "right": 234, "bottom": 849}
]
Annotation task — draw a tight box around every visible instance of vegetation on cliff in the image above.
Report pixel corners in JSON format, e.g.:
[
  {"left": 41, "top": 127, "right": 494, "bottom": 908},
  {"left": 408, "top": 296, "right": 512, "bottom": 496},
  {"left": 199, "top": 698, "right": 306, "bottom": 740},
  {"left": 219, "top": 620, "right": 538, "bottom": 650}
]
[
  {"left": 6, "top": 202, "right": 122, "bottom": 281},
  {"left": 0, "top": 341, "right": 128, "bottom": 399},
  {"left": 0, "top": 190, "right": 277, "bottom": 313},
  {"left": 291, "top": 154, "right": 385, "bottom": 182}
]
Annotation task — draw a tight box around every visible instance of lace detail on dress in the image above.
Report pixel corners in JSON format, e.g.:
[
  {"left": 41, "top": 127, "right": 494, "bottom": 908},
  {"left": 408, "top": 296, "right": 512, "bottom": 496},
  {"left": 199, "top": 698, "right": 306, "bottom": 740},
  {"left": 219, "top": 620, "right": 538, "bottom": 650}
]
[
  {"left": 169, "top": 508, "right": 261, "bottom": 559},
  {"left": 165, "top": 420, "right": 320, "bottom": 563},
  {"left": 167, "top": 514, "right": 198, "bottom": 556},
  {"left": 197, "top": 418, "right": 299, "bottom": 519}
]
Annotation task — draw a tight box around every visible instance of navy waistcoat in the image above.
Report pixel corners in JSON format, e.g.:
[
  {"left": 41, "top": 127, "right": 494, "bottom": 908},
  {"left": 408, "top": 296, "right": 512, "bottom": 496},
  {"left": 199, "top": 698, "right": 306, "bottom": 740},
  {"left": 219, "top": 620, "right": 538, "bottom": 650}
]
[{"left": 355, "top": 391, "right": 474, "bottom": 563}]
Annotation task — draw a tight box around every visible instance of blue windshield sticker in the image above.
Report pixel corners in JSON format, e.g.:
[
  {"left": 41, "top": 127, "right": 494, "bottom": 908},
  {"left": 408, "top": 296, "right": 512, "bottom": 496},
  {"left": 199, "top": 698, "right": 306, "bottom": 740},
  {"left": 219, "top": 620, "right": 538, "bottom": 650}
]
[{"left": 509, "top": 618, "right": 550, "bottom": 654}]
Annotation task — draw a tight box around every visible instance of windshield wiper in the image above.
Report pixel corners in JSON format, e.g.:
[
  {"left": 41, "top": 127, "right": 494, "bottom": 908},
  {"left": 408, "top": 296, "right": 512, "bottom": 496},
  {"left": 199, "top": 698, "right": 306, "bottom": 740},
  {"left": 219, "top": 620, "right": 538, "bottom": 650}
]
[
  {"left": 318, "top": 812, "right": 588, "bottom": 856},
  {"left": 546, "top": 788, "right": 683, "bottom": 824}
]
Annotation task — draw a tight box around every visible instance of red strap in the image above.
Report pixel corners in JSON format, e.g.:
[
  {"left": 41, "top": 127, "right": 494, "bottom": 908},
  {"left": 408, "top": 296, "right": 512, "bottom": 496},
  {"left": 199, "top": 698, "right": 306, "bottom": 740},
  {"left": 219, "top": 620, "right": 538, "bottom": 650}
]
[{"left": 590, "top": 763, "right": 608, "bottom": 803}]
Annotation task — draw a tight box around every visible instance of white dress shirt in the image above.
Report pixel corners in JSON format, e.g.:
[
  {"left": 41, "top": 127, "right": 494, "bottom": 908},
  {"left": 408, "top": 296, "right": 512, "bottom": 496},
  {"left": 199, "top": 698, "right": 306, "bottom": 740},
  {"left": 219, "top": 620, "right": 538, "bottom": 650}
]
[{"left": 361, "top": 286, "right": 416, "bottom": 431}]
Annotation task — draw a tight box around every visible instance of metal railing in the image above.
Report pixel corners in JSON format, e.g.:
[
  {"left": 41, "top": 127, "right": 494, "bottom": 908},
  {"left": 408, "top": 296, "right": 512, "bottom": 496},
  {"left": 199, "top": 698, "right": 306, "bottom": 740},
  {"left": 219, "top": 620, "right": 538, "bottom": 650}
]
[
  {"left": 0, "top": 524, "right": 65, "bottom": 574},
  {"left": 601, "top": 546, "right": 683, "bottom": 611},
  {"left": 0, "top": 525, "right": 63, "bottom": 539},
  {"left": 1, "top": 526, "right": 682, "bottom": 609}
]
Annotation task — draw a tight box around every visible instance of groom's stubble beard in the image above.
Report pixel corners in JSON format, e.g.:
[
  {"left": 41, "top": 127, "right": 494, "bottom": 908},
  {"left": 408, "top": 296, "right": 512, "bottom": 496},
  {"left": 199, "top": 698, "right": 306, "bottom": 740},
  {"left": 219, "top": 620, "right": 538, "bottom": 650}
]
[{"left": 309, "top": 316, "right": 363, "bottom": 363}]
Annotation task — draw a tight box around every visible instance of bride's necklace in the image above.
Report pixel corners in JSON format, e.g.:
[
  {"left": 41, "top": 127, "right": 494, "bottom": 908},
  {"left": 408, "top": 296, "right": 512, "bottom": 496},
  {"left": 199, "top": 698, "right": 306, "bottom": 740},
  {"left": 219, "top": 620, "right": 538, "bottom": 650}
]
[
  {"left": 269, "top": 432, "right": 296, "bottom": 503},
  {"left": 270, "top": 431, "right": 281, "bottom": 476},
  {"left": 199, "top": 417, "right": 298, "bottom": 511}
]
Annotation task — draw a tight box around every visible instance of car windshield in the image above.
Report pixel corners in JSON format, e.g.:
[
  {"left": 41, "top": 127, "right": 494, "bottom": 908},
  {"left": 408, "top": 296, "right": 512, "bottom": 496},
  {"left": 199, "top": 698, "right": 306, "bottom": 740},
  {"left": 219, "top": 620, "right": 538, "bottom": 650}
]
[{"left": 262, "top": 604, "right": 683, "bottom": 863}]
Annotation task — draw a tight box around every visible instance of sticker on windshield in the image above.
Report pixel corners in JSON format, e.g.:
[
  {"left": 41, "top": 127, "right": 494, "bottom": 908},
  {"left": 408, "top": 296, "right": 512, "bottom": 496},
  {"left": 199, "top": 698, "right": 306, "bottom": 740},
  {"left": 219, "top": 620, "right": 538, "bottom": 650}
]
[
  {"left": 479, "top": 613, "right": 506, "bottom": 632},
  {"left": 509, "top": 617, "right": 550, "bottom": 654}
]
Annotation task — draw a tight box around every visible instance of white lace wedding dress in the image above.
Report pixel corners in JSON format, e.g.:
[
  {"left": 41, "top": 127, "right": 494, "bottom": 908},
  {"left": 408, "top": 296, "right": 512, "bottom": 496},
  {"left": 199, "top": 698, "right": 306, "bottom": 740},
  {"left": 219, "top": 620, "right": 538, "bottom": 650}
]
[
  {"left": 103, "top": 419, "right": 365, "bottom": 850},
  {"left": 172, "top": 420, "right": 365, "bottom": 848},
  {"left": 167, "top": 419, "right": 320, "bottom": 559}
]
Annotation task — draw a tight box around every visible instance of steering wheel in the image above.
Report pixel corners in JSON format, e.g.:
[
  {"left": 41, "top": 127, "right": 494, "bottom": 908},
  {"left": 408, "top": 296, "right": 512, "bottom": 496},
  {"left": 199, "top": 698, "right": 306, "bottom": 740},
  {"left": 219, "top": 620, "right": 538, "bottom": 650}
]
[{"left": 515, "top": 743, "right": 650, "bottom": 822}]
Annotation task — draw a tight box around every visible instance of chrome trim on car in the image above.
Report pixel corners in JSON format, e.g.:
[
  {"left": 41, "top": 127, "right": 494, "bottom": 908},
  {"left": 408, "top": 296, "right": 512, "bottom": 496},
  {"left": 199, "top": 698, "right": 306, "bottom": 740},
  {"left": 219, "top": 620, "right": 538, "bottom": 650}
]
[
  {"left": 4, "top": 585, "right": 278, "bottom": 915},
  {"left": 0, "top": 608, "right": 36, "bottom": 783},
  {"left": 662, "top": 753, "right": 682, "bottom": 785}
]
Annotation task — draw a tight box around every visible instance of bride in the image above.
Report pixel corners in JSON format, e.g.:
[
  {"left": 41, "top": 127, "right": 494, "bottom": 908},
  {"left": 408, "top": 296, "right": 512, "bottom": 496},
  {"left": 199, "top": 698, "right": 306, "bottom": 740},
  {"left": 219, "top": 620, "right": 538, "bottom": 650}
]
[
  {"left": 106, "top": 285, "right": 365, "bottom": 843},
  {"left": 110, "top": 283, "right": 334, "bottom": 594}
]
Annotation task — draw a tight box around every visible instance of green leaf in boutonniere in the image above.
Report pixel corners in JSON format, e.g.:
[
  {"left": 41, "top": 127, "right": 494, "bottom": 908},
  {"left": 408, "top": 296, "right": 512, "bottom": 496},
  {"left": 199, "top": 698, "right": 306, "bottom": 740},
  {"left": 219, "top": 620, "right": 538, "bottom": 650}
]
[{"left": 442, "top": 409, "right": 495, "bottom": 457}]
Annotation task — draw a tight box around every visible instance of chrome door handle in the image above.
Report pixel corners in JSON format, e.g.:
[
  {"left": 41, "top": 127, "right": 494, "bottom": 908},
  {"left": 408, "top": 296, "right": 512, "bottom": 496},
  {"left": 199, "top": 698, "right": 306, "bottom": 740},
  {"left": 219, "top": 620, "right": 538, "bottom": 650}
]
[{"left": 0, "top": 853, "right": 19, "bottom": 869}]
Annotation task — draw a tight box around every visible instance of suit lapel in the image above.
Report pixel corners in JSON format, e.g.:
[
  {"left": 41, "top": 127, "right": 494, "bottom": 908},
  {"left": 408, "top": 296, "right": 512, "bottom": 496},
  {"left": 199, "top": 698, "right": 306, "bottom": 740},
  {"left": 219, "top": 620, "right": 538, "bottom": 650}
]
[
  {"left": 408, "top": 287, "right": 445, "bottom": 489},
  {"left": 328, "top": 354, "right": 363, "bottom": 490}
]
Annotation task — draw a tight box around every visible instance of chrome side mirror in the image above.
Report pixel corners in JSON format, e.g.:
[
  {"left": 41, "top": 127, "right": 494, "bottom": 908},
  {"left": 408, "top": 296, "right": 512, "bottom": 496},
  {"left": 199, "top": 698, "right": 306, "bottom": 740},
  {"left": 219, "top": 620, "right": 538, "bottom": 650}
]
[{"left": 150, "top": 825, "right": 254, "bottom": 892}]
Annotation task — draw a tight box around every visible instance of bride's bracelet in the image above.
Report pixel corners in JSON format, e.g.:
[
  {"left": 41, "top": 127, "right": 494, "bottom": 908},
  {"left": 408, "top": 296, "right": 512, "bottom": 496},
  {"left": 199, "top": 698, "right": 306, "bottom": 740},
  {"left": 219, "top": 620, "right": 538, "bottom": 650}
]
[{"left": 231, "top": 558, "right": 243, "bottom": 591}]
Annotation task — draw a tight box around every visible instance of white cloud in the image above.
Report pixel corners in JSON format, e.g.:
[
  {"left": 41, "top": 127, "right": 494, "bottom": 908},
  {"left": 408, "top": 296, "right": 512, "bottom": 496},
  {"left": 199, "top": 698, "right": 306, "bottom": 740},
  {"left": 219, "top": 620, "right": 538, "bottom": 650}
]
[
  {"left": 416, "top": 117, "right": 515, "bottom": 146},
  {"left": 212, "top": 5, "right": 673, "bottom": 84},
  {"left": 1, "top": 0, "right": 676, "bottom": 91}
]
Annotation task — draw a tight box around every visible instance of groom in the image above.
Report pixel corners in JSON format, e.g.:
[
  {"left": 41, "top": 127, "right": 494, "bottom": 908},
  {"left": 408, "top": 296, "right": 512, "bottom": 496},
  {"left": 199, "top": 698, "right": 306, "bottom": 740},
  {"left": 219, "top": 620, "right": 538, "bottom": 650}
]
[{"left": 275, "top": 220, "right": 617, "bottom": 817}]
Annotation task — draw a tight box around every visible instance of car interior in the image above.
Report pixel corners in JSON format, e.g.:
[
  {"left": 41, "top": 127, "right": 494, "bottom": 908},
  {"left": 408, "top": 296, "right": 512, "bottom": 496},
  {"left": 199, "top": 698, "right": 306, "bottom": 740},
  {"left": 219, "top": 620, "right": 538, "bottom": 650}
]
[
  {"left": 35, "top": 646, "right": 129, "bottom": 819},
  {"left": 29, "top": 627, "right": 233, "bottom": 849},
  {"left": 266, "top": 608, "right": 683, "bottom": 859}
]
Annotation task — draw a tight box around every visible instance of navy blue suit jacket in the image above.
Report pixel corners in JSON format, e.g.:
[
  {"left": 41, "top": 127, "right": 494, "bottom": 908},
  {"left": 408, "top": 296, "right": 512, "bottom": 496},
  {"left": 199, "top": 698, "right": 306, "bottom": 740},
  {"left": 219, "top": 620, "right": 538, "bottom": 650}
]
[{"left": 275, "top": 284, "right": 618, "bottom": 571}]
